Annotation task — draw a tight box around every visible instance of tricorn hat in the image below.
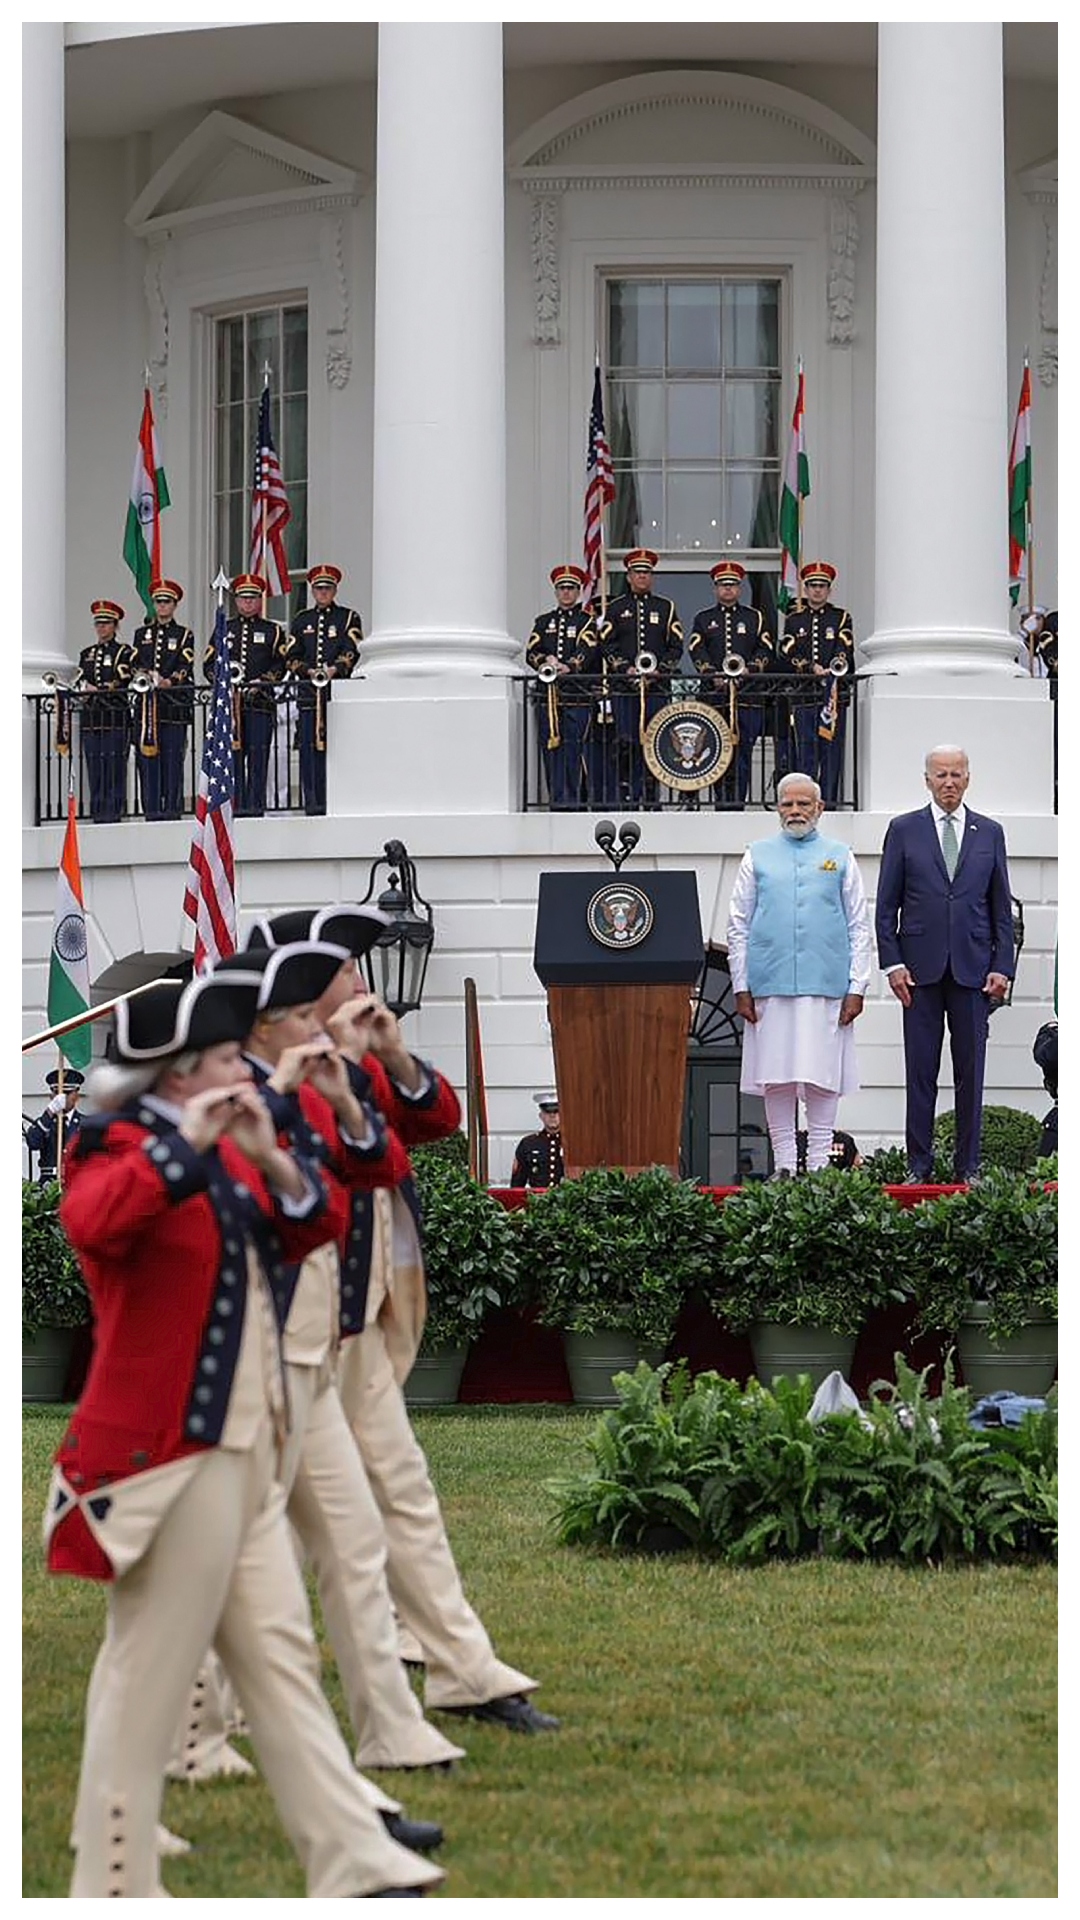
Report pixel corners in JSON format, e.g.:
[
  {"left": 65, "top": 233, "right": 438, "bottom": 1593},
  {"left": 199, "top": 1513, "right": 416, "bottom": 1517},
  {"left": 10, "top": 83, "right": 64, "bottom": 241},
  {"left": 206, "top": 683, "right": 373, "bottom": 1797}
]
[
  {"left": 112, "top": 974, "right": 263, "bottom": 1063},
  {"left": 214, "top": 940, "right": 350, "bottom": 1012},
  {"left": 244, "top": 905, "right": 389, "bottom": 963}
]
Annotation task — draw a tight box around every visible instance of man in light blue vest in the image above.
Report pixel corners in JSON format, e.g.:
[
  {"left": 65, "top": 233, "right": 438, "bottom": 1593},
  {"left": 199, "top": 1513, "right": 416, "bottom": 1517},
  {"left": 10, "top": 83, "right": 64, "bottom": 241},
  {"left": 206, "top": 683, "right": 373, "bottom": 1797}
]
[{"left": 726, "top": 773, "right": 871, "bottom": 1177}]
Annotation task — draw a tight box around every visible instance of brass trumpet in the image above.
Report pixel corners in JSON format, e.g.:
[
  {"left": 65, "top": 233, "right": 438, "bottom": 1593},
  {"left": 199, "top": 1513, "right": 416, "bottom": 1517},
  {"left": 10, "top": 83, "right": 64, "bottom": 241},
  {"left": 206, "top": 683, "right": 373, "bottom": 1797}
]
[
  {"left": 309, "top": 665, "right": 332, "bottom": 689},
  {"left": 42, "top": 669, "right": 87, "bottom": 692},
  {"left": 826, "top": 653, "right": 849, "bottom": 678},
  {"left": 130, "top": 670, "right": 157, "bottom": 693},
  {"left": 535, "top": 661, "right": 560, "bottom": 685},
  {"left": 228, "top": 659, "right": 245, "bottom": 686},
  {"left": 634, "top": 650, "right": 658, "bottom": 676},
  {"left": 721, "top": 649, "right": 747, "bottom": 679}
]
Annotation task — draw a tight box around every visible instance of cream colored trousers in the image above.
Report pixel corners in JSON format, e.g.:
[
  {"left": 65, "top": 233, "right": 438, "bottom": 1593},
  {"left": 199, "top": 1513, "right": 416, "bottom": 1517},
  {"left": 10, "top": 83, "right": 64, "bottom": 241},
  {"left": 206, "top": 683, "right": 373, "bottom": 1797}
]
[{"left": 69, "top": 1417, "right": 441, "bottom": 1897}]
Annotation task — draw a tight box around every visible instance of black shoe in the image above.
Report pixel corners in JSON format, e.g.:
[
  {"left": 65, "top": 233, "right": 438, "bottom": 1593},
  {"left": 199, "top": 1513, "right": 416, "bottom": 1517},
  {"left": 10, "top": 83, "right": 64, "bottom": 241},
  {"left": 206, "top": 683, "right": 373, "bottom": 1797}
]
[
  {"left": 379, "top": 1812, "right": 444, "bottom": 1854},
  {"left": 440, "top": 1692, "right": 560, "bottom": 1734},
  {"left": 902, "top": 1171, "right": 933, "bottom": 1185}
]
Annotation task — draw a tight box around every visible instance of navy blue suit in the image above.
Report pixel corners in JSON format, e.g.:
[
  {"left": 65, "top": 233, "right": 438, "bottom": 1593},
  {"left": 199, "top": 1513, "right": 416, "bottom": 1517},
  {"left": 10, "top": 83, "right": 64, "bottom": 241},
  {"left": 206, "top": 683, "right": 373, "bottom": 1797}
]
[{"left": 875, "top": 804, "right": 1014, "bottom": 1178}]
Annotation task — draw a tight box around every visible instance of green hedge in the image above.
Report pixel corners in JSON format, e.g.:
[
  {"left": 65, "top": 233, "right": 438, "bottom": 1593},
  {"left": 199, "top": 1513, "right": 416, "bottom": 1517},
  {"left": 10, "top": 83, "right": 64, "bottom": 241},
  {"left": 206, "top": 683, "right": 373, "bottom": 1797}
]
[
  {"left": 549, "top": 1358, "right": 1057, "bottom": 1564},
  {"left": 22, "top": 1182, "right": 90, "bottom": 1339}
]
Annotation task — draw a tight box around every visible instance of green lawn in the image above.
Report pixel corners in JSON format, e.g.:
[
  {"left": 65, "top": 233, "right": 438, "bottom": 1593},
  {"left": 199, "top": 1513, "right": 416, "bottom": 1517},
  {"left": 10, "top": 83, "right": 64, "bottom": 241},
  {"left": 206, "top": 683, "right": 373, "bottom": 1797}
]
[{"left": 24, "top": 1405, "right": 1057, "bottom": 1898}]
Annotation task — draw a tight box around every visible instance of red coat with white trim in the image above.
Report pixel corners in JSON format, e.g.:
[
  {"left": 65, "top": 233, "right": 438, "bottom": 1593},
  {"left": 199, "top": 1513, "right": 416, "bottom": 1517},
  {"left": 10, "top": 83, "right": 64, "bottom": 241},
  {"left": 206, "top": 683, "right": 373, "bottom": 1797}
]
[{"left": 49, "top": 1107, "right": 347, "bottom": 1580}]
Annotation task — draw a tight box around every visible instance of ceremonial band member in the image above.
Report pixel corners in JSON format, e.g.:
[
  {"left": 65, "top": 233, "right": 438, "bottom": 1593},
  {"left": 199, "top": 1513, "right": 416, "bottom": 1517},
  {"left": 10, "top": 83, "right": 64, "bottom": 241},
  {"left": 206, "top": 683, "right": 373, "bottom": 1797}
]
[
  {"left": 509, "top": 1093, "right": 565, "bottom": 1188},
  {"left": 79, "top": 601, "right": 135, "bottom": 822},
  {"left": 1020, "top": 605, "right": 1057, "bottom": 683},
  {"left": 249, "top": 906, "right": 560, "bottom": 1737},
  {"left": 689, "top": 561, "right": 773, "bottom": 809},
  {"left": 589, "top": 549, "right": 682, "bottom": 807},
  {"left": 24, "top": 1068, "right": 84, "bottom": 1183},
  {"left": 49, "top": 972, "right": 440, "bottom": 1898},
  {"left": 131, "top": 579, "right": 195, "bottom": 820},
  {"left": 874, "top": 745, "right": 1014, "bottom": 1183},
  {"left": 525, "top": 564, "right": 594, "bottom": 809},
  {"left": 726, "top": 773, "right": 870, "bottom": 1177},
  {"left": 780, "top": 560, "right": 855, "bottom": 808},
  {"left": 286, "top": 564, "right": 363, "bottom": 816},
  {"left": 205, "top": 574, "right": 290, "bottom": 817}
]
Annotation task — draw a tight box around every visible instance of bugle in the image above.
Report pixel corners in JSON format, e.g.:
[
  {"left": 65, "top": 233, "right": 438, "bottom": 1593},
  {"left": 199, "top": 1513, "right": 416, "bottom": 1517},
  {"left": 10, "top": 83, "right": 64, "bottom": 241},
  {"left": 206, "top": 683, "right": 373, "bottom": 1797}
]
[
  {"left": 534, "top": 660, "right": 561, "bottom": 748},
  {"left": 826, "top": 653, "right": 849, "bottom": 678},
  {"left": 130, "top": 670, "right": 157, "bottom": 693},
  {"left": 42, "top": 669, "right": 87, "bottom": 693},
  {"left": 309, "top": 665, "right": 332, "bottom": 689},
  {"left": 43, "top": 669, "right": 84, "bottom": 756},
  {"left": 721, "top": 649, "right": 747, "bottom": 679},
  {"left": 635, "top": 651, "right": 657, "bottom": 744}
]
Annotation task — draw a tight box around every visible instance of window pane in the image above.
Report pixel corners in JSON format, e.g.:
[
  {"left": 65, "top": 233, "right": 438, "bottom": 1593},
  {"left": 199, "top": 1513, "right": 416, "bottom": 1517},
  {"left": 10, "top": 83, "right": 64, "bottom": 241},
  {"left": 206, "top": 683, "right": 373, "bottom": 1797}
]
[
  {"left": 668, "top": 382, "right": 721, "bottom": 460},
  {"left": 609, "top": 282, "right": 664, "bottom": 370},
  {"left": 227, "top": 490, "right": 246, "bottom": 579},
  {"left": 611, "top": 466, "right": 661, "bottom": 551},
  {"left": 287, "top": 482, "right": 307, "bottom": 571},
  {"left": 667, "top": 471, "right": 723, "bottom": 553},
  {"left": 667, "top": 281, "right": 721, "bottom": 373},
  {"left": 708, "top": 1080, "right": 738, "bottom": 1130},
  {"left": 723, "top": 381, "right": 779, "bottom": 460},
  {"left": 723, "top": 282, "right": 780, "bottom": 370},
  {"left": 281, "top": 394, "right": 308, "bottom": 480},
  {"left": 247, "top": 311, "right": 279, "bottom": 395},
  {"left": 283, "top": 307, "right": 308, "bottom": 394},
  {"left": 725, "top": 468, "right": 779, "bottom": 549},
  {"left": 609, "top": 380, "right": 665, "bottom": 462}
]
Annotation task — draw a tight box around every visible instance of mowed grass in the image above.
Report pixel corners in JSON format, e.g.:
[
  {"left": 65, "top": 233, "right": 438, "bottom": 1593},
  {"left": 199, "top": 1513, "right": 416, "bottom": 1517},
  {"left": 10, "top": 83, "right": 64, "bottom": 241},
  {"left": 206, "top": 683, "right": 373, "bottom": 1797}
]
[{"left": 24, "top": 1405, "right": 1056, "bottom": 1898}]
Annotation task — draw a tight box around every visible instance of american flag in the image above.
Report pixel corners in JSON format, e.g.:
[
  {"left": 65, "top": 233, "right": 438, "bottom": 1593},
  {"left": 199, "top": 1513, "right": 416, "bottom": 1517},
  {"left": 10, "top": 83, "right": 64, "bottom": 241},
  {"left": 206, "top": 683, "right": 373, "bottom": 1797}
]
[
  {"left": 583, "top": 358, "right": 615, "bottom": 608},
  {"left": 182, "top": 604, "right": 237, "bottom": 971},
  {"left": 249, "top": 382, "right": 292, "bottom": 598}
]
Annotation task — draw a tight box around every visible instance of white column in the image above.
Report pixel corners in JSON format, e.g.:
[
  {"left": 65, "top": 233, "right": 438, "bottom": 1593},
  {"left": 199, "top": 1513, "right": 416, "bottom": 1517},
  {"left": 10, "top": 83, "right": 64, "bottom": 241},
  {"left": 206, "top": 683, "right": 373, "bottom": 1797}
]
[
  {"left": 23, "top": 23, "right": 69, "bottom": 680},
  {"left": 863, "top": 23, "right": 1015, "bottom": 677},
  {"left": 331, "top": 23, "right": 519, "bottom": 816},
  {"left": 859, "top": 23, "right": 1054, "bottom": 814},
  {"left": 366, "top": 21, "right": 516, "bottom": 675}
]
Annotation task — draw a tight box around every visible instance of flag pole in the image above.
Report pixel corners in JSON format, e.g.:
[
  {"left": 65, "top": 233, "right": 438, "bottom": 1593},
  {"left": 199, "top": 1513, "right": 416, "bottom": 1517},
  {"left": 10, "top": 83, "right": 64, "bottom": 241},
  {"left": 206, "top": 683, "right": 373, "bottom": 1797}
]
[
  {"left": 23, "top": 977, "right": 173, "bottom": 1054},
  {"left": 596, "top": 351, "right": 609, "bottom": 624},
  {"left": 260, "top": 363, "right": 272, "bottom": 619},
  {"left": 794, "top": 356, "right": 805, "bottom": 615},
  {"left": 55, "top": 1051, "right": 67, "bottom": 1184},
  {"left": 1022, "top": 350, "right": 1037, "bottom": 675}
]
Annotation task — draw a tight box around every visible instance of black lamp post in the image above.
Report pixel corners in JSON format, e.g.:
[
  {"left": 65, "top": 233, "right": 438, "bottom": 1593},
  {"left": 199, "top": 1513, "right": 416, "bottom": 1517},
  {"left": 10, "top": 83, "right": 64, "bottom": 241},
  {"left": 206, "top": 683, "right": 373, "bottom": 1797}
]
[{"left": 360, "top": 839, "right": 435, "bottom": 1018}]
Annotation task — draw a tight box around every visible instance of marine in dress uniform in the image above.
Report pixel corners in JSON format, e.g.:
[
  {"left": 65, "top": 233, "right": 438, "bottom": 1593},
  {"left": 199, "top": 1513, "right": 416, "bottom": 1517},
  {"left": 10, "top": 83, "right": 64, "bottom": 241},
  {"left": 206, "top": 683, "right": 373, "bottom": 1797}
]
[
  {"left": 509, "top": 1093, "right": 565, "bottom": 1188},
  {"left": 779, "top": 561, "right": 855, "bottom": 807},
  {"left": 131, "top": 579, "right": 195, "bottom": 820},
  {"left": 78, "top": 601, "right": 135, "bottom": 822},
  {"left": 23, "top": 1068, "right": 84, "bottom": 1183},
  {"left": 247, "top": 906, "right": 560, "bottom": 1737},
  {"left": 49, "top": 972, "right": 440, "bottom": 1898},
  {"left": 688, "top": 561, "right": 774, "bottom": 807},
  {"left": 205, "top": 574, "right": 290, "bottom": 817},
  {"left": 525, "top": 564, "right": 594, "bottom": 809},
  {"left": 285, "top": 564, "right": 363, "bottom": 816},
  {"left": 588, "top": 550, "right": 683, "bottom": 806}
]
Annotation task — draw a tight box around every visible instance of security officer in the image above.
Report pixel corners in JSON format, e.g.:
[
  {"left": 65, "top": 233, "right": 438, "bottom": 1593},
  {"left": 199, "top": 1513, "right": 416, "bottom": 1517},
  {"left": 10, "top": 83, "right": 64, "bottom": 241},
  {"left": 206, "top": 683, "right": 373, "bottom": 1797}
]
[
  {"left": 131, "top": 580, "right": 195, "bottom": 821},
  {"left": 525, "top": 564, "right": 595, "bottom": 809},
  {"left": 688, "top": 561, "right": 773, "bottom": 807},
  {"left": 79, "top": 601, "right": 135, "bottom": 823},
  {"left": 509, "top": 1093, "right": 565, "bottom": 1188},
  {"left": 205, "top": 574, "right": 290, "bottom": 817},
  {"left": 589, "top": 549, "right": 682, "bottom": 807},
  {"left": 23, "top": 1068, "right": 84, "bottom": 1183},
  {"left": 285, "top": 564, "right": 363, "bottom": 816},
  {"left": 779, "top": 560, "right": 855, "bottom": 807}
]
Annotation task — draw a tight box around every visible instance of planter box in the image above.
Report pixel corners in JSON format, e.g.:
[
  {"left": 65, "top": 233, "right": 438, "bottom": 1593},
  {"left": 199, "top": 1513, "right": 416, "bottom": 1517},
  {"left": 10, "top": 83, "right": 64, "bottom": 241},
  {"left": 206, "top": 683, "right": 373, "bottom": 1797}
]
[
  {"left": 958, "top": 1303, "right": 1058, "bottom": 1399},
  {"left": 563, "top": 1331, "right": 663, "bottom": 1407},
  {"left": 404, "top": 1347, "right": 468, "bottom": 1408},
  {"left": 750, "top": 1322, "right": 858, "bottom": 1391},
  {"left": 22, "top": 1326, "right": 80, "bottom": 1404}
]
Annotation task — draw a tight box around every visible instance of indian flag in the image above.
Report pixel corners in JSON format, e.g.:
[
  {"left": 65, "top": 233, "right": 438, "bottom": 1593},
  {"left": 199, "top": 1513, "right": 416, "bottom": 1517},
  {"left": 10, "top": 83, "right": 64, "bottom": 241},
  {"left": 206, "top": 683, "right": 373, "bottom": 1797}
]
[
  {"left": 48, "top": 792, "right": 92, "bottom": 1072},
  {"left": 122, "top": 386, "right": 170, "bottom": 618},
  {"left": 1007, "top": 361, "right": 1032, "bottom": 607},
  {"left": 777, "top": 367, "right": 811, "bottom": 611}
]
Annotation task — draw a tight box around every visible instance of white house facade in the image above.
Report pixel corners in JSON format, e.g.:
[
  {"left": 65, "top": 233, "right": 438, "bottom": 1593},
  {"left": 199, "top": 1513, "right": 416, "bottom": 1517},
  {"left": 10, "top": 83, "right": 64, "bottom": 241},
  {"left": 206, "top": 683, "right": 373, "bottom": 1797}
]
[{"left": 22, "top": 20, "right": 1058, "bottom": 1181}]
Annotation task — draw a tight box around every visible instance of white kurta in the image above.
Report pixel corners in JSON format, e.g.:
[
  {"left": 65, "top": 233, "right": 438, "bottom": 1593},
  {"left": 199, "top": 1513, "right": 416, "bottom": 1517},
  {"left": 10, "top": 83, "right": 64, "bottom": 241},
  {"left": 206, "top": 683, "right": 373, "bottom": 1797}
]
[{"left": 725, "top": 837, "right": 872, "bottom": 1097}]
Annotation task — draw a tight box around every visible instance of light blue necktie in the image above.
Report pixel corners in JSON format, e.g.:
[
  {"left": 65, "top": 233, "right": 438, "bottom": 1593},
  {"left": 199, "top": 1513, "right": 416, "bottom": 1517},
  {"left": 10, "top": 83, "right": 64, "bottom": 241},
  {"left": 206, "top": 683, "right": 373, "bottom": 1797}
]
[{"left": 941, "top": 813, "right": 959, "bottom": 880}]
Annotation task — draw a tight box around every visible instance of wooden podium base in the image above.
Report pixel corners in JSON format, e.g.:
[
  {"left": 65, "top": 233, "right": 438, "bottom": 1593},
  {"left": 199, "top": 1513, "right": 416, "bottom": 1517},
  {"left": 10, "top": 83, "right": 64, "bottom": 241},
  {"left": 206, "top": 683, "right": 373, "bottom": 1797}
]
[{"left": 547, "top": 982, "right": 692, "bottom": 1176}]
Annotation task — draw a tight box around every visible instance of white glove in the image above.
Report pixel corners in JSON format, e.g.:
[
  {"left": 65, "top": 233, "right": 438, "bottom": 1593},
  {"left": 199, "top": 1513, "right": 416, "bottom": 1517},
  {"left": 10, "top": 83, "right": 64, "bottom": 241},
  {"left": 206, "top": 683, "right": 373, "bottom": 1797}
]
[{"left": 47, "top": 1093, "right": 66, "bottom": 1115}]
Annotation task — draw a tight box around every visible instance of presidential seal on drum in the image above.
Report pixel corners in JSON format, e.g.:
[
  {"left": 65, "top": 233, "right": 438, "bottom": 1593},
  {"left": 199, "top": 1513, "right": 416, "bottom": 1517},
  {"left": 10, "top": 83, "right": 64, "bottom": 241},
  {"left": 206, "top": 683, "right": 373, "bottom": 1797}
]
[
  {"left": 642, "top": 699, "right": 735, "bottom": 792},
  {"left": 586, "top": 882, "right": 655, "bottom": 951}
]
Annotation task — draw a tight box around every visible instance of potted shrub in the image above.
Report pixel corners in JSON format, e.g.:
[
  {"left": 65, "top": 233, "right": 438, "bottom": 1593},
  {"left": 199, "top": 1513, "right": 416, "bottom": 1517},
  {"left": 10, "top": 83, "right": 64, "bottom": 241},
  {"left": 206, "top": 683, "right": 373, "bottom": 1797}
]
[
  {"left": 22, "top": 1181, "right": 91, "bottom": 1403},
  {"left": 516, "top": 1166, "right": 720, "bottom": 1406},
  {"left": 908, "top": 1169, "right": 1057, "bottom": 1397},
  {"left": 932, "top": 1104, "right": 1043, "bottom": 1174},
  {"left": 406, "top": 1149, "right": 523, "bottom": 1406},
  {"left": 708, "top": 1169, "right": 915, "bottom": 1388}
]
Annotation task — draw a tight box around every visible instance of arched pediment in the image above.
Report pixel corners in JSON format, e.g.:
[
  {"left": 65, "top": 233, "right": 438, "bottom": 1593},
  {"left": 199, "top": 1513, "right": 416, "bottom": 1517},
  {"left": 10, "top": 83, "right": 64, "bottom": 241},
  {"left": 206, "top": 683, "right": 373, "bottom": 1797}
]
[
  {"left": 126, "top": 109, "right": 363, "bottom": 239},
  {"left": 508, "top": 70, "right": 875, "bottom": 186}
]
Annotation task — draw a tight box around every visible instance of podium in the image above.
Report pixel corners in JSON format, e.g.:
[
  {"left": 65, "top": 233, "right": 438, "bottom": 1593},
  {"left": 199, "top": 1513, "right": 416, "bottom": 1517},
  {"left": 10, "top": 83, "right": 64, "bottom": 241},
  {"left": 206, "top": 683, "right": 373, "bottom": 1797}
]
[{"left": 533, "top": 871, "right": 703, "bottom": 1177}]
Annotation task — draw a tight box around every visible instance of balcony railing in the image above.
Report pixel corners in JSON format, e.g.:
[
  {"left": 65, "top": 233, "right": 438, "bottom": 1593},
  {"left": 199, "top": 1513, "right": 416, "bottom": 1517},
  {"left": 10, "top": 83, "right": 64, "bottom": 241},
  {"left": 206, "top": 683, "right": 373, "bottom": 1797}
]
[
  {"left": 28, "top": 687, "right": 305, "bottom": 824},
  {"left": 520, "top": 670, "right": 862, "bottom": 812}
]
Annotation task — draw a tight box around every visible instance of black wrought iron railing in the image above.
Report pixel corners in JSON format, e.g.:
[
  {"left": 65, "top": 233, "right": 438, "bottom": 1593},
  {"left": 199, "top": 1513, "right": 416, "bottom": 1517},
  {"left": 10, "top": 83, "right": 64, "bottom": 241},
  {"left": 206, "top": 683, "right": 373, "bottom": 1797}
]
[
  {"left": 28, "top": 687, "right": 306, "bottom": 824},
  {"left": 520, "top": 669, "right": 862, "bottom": 812}
]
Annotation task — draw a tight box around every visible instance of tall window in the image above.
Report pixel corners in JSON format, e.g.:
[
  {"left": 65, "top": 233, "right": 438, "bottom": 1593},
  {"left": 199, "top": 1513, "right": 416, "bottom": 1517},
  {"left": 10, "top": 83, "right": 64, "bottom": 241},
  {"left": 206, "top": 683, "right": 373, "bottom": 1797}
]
[
  {"left": 212, "top": 304, "right": 309, "bottom": 621},
  {"left": 606, "top": 274, "right": 781, "bottom": 564}
]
